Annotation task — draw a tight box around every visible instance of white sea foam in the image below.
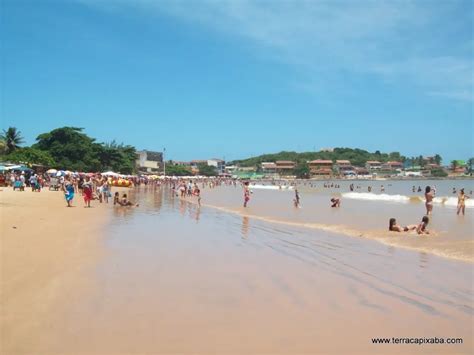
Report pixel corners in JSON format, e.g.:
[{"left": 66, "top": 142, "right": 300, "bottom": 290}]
[
  {"left": 342, "top": 192, "right": 473, "bottom": 208},
  {"left": 250, "top": 185, "right": 294, "bottom": 190}
]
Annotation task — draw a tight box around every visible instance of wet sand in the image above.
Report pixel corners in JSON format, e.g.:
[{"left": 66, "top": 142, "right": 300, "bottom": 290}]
[
  {"left": 1, "top": 186, "right": 473, "bottom": 354},
  {"left": 200, "top": 182, "right": 474, "bottom": 262}
]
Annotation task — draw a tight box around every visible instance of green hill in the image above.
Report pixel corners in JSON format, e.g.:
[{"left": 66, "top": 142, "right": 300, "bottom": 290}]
[{"left": 230, "top": 148, "right": 405, "bottom": 168}]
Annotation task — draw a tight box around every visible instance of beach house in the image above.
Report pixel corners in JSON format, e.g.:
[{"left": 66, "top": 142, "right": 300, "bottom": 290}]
[
  {"left": 275, "top": 161, "right": 296, "bottom": 176},
  {"left": 335, "top": 160, "right": 354, "bottom": 176},
  {"left": 261, "top": 162, "right": 277, "bottom": 174},
  {"left": 381, "top": 161, "right": 404, "bottom": 171},
  {"left": 365, "top": 160, "right": 382, "bottom": 171},
  {"left": 308, "top": 160, "right": 333, "bottom": 176}
]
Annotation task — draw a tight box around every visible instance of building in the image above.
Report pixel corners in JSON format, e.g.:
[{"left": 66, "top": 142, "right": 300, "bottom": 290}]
[
  {"left": 308, "top": 160, "right": 333, "bottom": 176},
  {"left": 136, "top": 150, "right": 163, "bottom": 173},
  {"left": 275, "top": 161, "right": 296, "bottom": 176},
  {"left": 365, "top": 160, "right": 382, "bottom": 170},
  {"left": 381, "top": 161, "right": 404, "bottom": 170},
  {"left": 335, "top": 160, "right": 354, "bottom": 175},
  {"left": 261, "top": 162, "right": 277, "bottom": 174},
  {"left": 207, "top": 159, "right": 226, "bottom": 174}
]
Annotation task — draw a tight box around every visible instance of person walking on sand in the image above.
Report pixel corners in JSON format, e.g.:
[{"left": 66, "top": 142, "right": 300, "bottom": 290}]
[
  {"left": 82, "top": 176, "right": 93, "bottom": 208},
  {"left": 243, "top": 181, "right": 250, "bottom": 208},
  {"left": 457, "top": 188, "right": 469, "bottom": 216},
  {"left": 64, "top": 179, "right": 75, "bottom": 207},
  {"left": 425, "top": 186, "right": 434, "bottom": 215}
]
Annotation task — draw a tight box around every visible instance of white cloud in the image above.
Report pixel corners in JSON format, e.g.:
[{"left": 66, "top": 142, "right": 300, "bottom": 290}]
[{"left": 79, "top": 0, "right": 473, "bottom": 101}]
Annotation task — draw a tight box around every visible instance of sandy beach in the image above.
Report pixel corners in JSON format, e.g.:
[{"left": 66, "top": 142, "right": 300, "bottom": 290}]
[
  {"left": 1, "top": 185, "right": 472, "bottom": 354},
  {"left": 0, "top": 188, "right": 110, "bottom": 354}
]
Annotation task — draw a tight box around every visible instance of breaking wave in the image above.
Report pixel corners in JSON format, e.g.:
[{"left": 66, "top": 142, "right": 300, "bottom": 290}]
[{"left": 342, "top": 193, "right": 473, "bottom": 208}]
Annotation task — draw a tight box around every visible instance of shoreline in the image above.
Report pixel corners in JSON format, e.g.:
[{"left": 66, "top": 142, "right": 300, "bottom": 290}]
[
  {"left": 0, "top": 187, "right": 111, "bottom": 353},
  {"left": 178, "top": 195, "right": 474, "bottom": 264}
]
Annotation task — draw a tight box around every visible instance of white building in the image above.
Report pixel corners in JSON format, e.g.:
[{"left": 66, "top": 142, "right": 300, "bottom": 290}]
[
  {"left": 207, "top": 159, "right": 225, "bottom": 174},
  {"left": 136, "top": 150, "right": 163, "bottom": 173}
]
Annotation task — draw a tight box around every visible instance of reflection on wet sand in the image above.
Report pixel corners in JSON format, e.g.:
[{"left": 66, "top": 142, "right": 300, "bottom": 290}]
[{"left": 241, "top": 216, "right": 249, "bottom": 239}]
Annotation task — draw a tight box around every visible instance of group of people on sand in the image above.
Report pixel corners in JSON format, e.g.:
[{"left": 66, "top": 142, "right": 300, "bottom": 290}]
[
  {"left": 63, "top": 175, "right": 137, "bottom": 208},
  {"left": 172, "top": 180, "right": 202, "bottom": 205}
]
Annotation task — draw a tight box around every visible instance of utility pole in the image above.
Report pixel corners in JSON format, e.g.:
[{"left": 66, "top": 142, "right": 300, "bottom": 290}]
[{"left": 163, "top": 147, "right": 166, "bottom": 176}]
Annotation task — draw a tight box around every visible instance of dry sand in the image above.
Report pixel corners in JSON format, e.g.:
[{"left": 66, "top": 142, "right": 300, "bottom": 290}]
[{"left": 0, "top": 187, "right": 110, "bottom": 354}]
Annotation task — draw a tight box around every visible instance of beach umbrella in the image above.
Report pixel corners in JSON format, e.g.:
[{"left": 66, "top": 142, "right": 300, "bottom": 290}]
[
  {"left": 103, "top": 171, "right": 119, "bottom": 177},
  {"left": 47, "top": 168, "right": 57, "bottom": 174}
]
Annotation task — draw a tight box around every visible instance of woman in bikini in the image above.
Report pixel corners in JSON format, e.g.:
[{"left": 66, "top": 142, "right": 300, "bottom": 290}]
[
  {"left": 424, "top": 186, "right": 434, "bottom": 215},
  {"left": 388, "top": 218, "right": 417, "bottom": 232},
  {"left": 457, "top": 188, "right": 469, "bottom": 215},
  {"left": 243, "top": 181, "right": 250, "bottom": 208}
]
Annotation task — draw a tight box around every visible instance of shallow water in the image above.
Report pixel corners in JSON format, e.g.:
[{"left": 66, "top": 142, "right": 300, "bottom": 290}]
[
  {"left": 200, "top": 179, "right": 474, "bottom": 262},
  {"left": 52, "top": 187, "right": 473, "bottom": 353}
]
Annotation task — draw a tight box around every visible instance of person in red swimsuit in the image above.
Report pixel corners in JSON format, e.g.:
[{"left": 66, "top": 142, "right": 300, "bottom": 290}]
[{"left": 82, "top": 176, "right": 93, "bottom": 208}]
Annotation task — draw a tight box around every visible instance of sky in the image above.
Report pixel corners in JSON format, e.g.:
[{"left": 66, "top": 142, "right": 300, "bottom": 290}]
[{"left": 1, "top": 0, "right": 473, "bottom": 163}]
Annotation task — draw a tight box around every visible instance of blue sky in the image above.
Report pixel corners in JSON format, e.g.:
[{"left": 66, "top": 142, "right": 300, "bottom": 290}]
[{"left": 1, "top": 0, "right": 472, "bottom": 162}]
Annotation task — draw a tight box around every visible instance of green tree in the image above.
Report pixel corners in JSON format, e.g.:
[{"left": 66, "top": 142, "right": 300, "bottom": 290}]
[
  {"left": 434, "top": 154, "right": 442, "bottom": 166},
  {"left": 468, "top": 158, "right": 473, "bottom": 173},
  {"left": 165, "top": 164, "right": 191, "bottom": 176},
  {"left": 1, "top": 127, "right": 24, "bottom": 154},
  {"left": 450, "top": 160, "right": 458, "bottom": 172},
  {"left": 5, "top": 147, "right": 56, "bottom": 166},
  {"left": 431, "top": 168, "right": 448, "bottom": 177},
  {"left": 294, "top": 162, "right": 310, "bottom": 178},
  {"left": 197, "top": 163, "right": 218, "bottom": 176},
  {"left": 33, "top": 127, "right": 102, "bottom": 171}
]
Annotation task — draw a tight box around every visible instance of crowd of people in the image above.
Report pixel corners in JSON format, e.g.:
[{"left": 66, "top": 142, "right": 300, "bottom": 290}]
[{"left": 3, "top": 170, "right": 471, "bottom": 236}]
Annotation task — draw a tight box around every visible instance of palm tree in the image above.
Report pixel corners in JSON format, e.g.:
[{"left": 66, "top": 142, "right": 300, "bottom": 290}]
[
  {"left": 0, "top": 127, "right": 24, "bottom": 154},
  {"left": 468, "top": 158, "right": 474, "bottom": 174}
]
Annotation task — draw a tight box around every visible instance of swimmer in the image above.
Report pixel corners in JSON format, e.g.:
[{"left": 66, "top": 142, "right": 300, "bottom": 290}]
[
  {"left": 388, "top": 218, "right": 417, "bottom": 232},
  {"left": 330, "top": 198, "right": 341, "bottom": 208}
]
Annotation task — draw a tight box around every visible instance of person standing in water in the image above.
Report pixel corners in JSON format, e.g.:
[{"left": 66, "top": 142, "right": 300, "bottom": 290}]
[
  {"left": 294, "top": 188, "right": 300, "bottom": 208},
  {"left": 243, "top": 181, "right": 250, "bottom": 208},
  {"left": 457, "top": 188, "right": 469, "bottom": 215},
  {"left": 425, "top": 186, "right": 434, "bottom": 215}
]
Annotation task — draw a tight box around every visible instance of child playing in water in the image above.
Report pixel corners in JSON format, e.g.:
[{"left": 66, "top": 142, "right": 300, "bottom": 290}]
[
  {"left": 330, "top": 198, "right": 341, "bottom": 207},
  {"left": 416, "top": 216, "right": 430, "bottom": 235},
  {"left": 388, "top": 218, "right": 417, "bottom": 232},
  {"left": 243, "top": 181, "right": 250, "bottom": 208},
  {"left": 120, "top": 193, "right": 139, "bottom": 207}
]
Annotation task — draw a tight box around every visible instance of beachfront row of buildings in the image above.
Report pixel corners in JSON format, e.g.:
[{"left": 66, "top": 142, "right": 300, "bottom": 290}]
[{"left": 135, "top": 150, "right": 469, "bottom": 178}]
